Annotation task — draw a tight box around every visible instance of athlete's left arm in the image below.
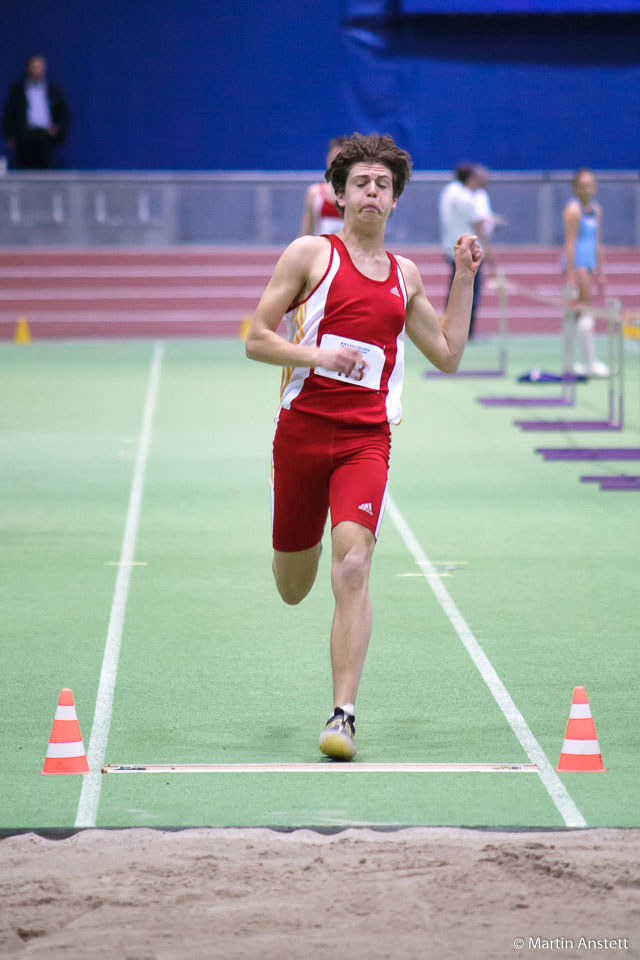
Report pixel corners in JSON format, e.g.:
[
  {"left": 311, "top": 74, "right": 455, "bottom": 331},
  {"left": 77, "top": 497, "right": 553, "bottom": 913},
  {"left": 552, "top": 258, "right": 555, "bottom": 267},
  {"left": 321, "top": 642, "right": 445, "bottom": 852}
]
[{"left": 401, "top": 234, "right": 482, "bottom": 374}]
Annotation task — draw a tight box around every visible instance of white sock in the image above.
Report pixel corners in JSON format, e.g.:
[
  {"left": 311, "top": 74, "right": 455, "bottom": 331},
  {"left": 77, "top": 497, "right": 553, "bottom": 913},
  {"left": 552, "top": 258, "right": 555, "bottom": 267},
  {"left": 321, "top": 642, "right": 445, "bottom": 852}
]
[
  {"left": 577, "top": 313, "right": 598, "bottom": 367},
  {"left": 338, "top": 702, "right": 355, "bottom": 716}
]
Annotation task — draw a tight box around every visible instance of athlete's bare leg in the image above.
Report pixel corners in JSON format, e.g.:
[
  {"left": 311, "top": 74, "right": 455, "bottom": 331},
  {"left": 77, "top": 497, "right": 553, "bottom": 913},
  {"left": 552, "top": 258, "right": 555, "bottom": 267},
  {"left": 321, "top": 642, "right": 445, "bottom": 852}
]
[
  {"left": 329, "top": 520, "right": 376, "bottom": 708},
  {"left": 575, "top": 267, "right": 593, "bottom": 306},
  {"left": 273, "top": 542, "right": 322, "bottom": 605}
]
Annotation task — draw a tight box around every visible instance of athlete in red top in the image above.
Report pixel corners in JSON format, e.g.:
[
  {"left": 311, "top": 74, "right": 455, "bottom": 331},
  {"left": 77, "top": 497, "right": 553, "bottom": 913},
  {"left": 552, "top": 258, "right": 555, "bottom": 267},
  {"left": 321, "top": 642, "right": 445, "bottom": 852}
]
[
  {"left": 247, "top": 133, "right": 481, "bottom": 760},
  {"left": 300, "top": 137, "right": 347, "bottom": 237}
]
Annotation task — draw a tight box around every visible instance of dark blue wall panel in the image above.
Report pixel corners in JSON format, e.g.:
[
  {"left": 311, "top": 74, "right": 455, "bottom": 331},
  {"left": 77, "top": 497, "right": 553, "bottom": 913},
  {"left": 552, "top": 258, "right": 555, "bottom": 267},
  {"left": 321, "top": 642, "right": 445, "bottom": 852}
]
[
  {"left": 343, "top": 15, "right": 640, "bottom": 171},
  {"left": 401, "top": 0, "right": 640, "bottom": 10},
  {"left": 1, "top": 1, "right": 638, "bottom": 170},
  {"left": 1, "top": 0, "right": 351, "bottom": 171}
]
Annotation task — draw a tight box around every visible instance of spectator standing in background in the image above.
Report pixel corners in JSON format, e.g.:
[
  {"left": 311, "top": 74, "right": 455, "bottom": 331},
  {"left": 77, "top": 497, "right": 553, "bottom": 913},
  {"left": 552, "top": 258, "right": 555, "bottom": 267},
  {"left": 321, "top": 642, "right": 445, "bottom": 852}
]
[
  {"left": 473, "top": 165, "right": 507, "bottom": 256},
  {"left": 300, "top": 137, "right": 349, "bottom": 236},
  {"left": 439, "top": 164, "right": 484, "bottom": 339},
  {"left": 2, "top": 56, "right": 71, "bottom": 170}
]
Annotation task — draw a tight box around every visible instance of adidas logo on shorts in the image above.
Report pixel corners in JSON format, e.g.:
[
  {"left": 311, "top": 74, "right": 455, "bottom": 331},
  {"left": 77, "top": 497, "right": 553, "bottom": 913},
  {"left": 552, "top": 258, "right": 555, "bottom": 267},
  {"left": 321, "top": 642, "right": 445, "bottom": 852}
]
[{"left": 358, "top": 502, "right": 374, "bottom": 516}]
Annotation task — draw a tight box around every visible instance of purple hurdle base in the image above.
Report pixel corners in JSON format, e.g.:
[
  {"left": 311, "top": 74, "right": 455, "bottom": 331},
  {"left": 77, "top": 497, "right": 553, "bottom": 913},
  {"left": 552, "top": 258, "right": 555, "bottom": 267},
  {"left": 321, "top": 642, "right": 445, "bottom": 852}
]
[
  {"left": 580, "top": 474, "right": 640, "bottom": 490},
  {"left": 536, "top": 448, "right": 640, "bottom": 461},
  {"left": 600, "top": 478, "right": 640, "bottom": 491},
  {"left": 477, "top": 396, "right": 572, "bottom": 407},
  {"left": 580, "top": 474, "right": 640, "bottom": 483},
  {"left": 477, "top": 373, "right": 581, "bottom": 406},
  {"left": 425, "top": 370, "right": 504, "bottom": 379},
  {"left": 516, "top": 419, "right": 622, "bottom": 431}
]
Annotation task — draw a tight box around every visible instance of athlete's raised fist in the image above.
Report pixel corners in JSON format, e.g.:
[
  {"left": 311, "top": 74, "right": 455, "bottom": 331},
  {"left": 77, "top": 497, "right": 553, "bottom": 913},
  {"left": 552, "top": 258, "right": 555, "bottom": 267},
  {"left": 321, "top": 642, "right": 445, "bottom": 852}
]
[{"left": 454, "top": 234, "right": 483, "bottom": 276}]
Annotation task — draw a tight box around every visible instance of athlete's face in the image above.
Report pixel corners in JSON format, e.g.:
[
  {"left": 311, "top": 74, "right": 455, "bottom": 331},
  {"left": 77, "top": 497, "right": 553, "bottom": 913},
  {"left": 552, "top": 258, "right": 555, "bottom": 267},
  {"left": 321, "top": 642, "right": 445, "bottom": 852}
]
[
  {"left": 573, "top": 173, "right": 596, "bottom": 204},
  {"left": 338, "top": 162, "right": 397, "bottom": 222}
]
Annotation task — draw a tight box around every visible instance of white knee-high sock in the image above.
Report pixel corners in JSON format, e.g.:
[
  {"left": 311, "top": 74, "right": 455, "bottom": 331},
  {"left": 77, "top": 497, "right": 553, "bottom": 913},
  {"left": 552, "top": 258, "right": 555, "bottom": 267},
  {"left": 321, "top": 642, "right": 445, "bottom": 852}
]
[{"left": 577, "top": 313, "right": 597, "bottom": 367}]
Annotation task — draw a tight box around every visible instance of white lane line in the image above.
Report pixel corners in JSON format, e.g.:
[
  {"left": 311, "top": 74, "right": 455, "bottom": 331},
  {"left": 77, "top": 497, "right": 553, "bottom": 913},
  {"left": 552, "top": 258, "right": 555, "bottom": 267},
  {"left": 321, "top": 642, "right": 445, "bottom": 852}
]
[
  {"left": 385, "top": 494, "right": 587, "bottom": 829},
  {"left": 75, "top": 341, "right": 165, "bottom": 828}
]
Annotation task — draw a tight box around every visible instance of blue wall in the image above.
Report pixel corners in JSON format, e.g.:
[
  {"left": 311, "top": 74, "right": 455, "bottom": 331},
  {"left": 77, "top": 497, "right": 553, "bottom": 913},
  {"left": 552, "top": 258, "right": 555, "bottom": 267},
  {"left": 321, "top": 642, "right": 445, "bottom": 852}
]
[
  {"left": 1, "top": 1, "right": 639, "bottom": 170},
  {"left": 1, "top": 0, "right": 350, "bottom": 171},
  {"left": 343, "top": 13, "right": 640, "bottom": 170}
]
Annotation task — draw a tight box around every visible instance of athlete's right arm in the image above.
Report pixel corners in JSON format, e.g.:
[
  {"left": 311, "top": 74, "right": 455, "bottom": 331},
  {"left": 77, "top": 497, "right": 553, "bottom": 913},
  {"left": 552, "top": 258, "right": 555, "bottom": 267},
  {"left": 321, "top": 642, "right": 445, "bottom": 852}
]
[{"left": 245, "top": 236, "right": 363, "bottom": 374}]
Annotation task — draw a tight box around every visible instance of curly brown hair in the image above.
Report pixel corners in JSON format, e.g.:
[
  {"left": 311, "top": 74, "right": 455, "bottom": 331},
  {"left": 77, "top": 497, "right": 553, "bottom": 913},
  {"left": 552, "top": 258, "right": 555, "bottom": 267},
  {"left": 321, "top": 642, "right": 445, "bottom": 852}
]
[{"left": 325, "top": 132, "right": 413, "bottom": 200}]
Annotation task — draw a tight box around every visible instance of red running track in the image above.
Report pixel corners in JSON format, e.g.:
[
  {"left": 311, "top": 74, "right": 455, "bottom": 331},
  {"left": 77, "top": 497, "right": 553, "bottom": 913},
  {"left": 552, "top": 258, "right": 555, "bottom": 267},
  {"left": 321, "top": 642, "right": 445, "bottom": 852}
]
[{"left": 1, "top": 245, "right": 638, "bottom": 340}]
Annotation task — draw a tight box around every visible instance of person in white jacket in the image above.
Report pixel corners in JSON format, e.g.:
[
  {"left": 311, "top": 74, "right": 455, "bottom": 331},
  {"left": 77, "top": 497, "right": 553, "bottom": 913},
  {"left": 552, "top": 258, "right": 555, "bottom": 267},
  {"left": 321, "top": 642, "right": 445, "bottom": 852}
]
[{"left": 440, "top": 165, "right": 485, "bottom": 338}]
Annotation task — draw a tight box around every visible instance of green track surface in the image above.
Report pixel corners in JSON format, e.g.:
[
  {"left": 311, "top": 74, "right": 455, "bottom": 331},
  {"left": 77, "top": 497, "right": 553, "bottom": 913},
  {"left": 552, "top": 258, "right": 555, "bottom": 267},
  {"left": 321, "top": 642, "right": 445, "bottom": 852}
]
[{"left": 2, "top": 335, "right": 639, "bottom": 829}]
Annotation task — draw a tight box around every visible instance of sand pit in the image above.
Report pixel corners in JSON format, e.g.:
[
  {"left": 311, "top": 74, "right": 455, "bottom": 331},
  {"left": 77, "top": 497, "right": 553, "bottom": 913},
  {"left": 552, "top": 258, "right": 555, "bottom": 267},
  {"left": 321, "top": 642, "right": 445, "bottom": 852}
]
[{"left": 1, "top": 827, "right": 639, "bottom": 959}]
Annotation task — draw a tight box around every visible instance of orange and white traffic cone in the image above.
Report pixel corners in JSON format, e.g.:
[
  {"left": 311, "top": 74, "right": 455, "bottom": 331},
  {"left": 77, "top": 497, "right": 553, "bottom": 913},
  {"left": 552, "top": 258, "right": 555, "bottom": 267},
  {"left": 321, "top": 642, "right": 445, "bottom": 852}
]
[
  {"left": 556, "top": 686, "right": 605, "bottom": 772},
  {"left": 42, "top": 688, "right": 90, "bottom": 775}
]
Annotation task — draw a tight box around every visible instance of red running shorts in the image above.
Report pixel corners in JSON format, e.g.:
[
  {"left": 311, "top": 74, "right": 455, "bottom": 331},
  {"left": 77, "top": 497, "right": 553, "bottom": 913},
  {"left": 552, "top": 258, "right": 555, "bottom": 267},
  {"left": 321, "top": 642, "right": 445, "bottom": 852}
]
[{"left": 271, "top": 407, "right": 391, "bottom": 552}]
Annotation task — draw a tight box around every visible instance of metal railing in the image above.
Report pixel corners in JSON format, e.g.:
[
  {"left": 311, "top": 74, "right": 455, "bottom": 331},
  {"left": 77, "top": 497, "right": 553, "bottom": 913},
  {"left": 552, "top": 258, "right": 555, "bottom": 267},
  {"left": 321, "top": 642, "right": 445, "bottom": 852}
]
[{"left": 1, "top": 170, "right": 639, "bottom": 247}]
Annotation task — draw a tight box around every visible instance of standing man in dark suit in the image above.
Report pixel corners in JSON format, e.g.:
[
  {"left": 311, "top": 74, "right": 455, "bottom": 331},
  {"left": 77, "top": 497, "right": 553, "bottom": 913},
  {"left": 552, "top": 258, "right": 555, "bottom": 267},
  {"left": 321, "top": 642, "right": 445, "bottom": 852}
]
[{"left": 2, "top": 56, "right": 71, "bottom": 169}]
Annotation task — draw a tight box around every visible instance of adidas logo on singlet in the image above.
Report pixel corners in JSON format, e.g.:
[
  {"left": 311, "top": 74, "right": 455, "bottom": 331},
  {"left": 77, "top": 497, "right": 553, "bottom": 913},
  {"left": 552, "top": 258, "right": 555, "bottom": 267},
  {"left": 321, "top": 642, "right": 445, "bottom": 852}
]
[
  {"left": 390, "top": 285, "right": 401, "bottom": 298},
  {"left": 358, "top": 502, "right": 374, "bottom": 516}
]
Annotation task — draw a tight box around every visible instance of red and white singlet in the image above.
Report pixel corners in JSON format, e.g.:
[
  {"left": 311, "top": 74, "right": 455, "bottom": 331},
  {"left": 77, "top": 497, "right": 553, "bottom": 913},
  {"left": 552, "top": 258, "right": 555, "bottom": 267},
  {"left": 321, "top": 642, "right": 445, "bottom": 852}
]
[
  {"left": 312, "top": 183, "right": 343, "bottom": 236},
  {"left": 279, "top": 234, "right": 408, "bottom": 426}
]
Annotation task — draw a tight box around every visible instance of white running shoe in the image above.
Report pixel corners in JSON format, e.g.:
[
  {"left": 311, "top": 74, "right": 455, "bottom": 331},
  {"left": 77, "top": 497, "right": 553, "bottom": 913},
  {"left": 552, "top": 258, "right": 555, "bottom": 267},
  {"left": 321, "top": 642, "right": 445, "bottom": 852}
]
[
  {"left": 587, "top": 360, "right": 610, "bottom": 378},
  {"left": 572, "top": 361, "right": 587, "bottom": 377}
]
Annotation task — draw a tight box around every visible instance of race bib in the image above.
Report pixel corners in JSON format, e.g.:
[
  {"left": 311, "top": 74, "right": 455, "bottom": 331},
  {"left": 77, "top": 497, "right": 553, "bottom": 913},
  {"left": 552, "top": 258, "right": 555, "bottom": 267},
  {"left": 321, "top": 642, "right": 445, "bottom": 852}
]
[{"left": 314, "top": 334, "right": 385, "bottom": 391}]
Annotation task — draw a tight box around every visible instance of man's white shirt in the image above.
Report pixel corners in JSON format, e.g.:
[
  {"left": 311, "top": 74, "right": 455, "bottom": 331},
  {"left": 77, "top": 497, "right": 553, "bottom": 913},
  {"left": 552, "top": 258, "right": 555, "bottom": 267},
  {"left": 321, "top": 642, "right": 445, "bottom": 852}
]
[
  {"left": 439, "top": 180, "right": 478, "bottom": 259},
  {"left": 26, "top": 81, "right": 52, "bottom": 130},
  {"left": 473, "top": 187, "right": 496, "bottom": 236}
]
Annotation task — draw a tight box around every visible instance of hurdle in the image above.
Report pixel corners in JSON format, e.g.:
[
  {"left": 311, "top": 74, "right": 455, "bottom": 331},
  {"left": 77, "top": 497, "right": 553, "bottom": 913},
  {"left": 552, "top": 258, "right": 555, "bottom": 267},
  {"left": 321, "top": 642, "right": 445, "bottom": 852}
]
[
  {"left": 536, "top": 312, "right": 640, "bottom": 480},
  {"left": 538, "top": 448, "right": 640, "bottom": 461},
  {"left": 569, "top": 314, "right": 640, "bottom": 488},
  {"left": 581, "top": 475, "right": 640, "bottom": 491},
  {"left": 514, "top": 297, "right": 624, "bottom": 432},
  {"left": 425, "top": 273, "right": 508, "bottom": 379},
  {"left": 477, "top": 282, "right": 580, "bottom": 408}
]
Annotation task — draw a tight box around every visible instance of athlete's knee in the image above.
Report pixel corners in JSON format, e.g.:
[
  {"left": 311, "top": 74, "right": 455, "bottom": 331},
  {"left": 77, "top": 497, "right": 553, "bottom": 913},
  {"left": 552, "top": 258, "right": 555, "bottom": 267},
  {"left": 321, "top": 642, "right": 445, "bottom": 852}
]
[
  {"left": 275, "top": 575, "right": 309, "bottom": 606},
  {"left": 331, "top": 545, "right": 371, "bottom": 594},
  {"left": 272, "top": 549, "right": 319, "bottom": 605}
]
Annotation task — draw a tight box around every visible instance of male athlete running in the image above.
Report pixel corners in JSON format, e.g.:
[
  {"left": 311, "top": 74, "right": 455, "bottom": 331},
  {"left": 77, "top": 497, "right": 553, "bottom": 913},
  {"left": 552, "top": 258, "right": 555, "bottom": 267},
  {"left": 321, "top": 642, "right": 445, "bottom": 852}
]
[{"left": 246, "top": 133, "right": 482, "bottom": 760}]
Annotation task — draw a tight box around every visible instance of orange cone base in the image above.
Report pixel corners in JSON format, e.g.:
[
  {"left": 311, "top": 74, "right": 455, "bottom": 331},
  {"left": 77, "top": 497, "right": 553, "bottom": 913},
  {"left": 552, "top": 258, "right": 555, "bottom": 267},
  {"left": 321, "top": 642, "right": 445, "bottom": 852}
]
[
  {"left": 42, "top": 755, "right": 90, "bottom": 775},
  {"left": 557, "top": 754, "right": 606, "bottom": 773}
]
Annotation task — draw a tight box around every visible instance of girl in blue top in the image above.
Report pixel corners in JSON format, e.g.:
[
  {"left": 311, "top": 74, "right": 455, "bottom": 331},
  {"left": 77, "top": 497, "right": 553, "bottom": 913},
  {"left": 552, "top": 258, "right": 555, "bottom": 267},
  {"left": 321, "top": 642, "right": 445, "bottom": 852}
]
[{"left": 562, "top": 169, "right": 608, "bottom": 377}]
